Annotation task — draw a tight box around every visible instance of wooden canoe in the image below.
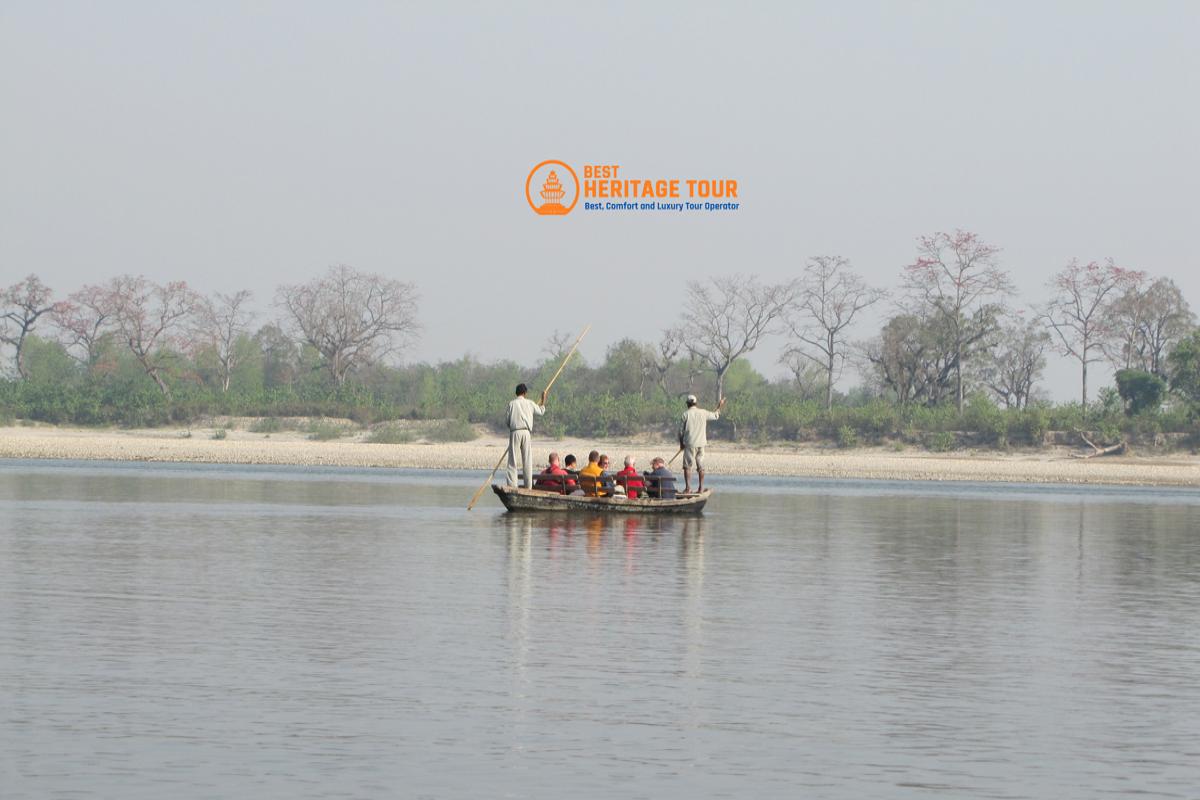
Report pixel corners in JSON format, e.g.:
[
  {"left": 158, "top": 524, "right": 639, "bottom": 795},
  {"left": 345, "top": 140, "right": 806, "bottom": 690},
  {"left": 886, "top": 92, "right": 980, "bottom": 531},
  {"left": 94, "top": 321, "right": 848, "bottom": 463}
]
[{"left": 491, "top": 485, "right": 710, "bottom": 514}]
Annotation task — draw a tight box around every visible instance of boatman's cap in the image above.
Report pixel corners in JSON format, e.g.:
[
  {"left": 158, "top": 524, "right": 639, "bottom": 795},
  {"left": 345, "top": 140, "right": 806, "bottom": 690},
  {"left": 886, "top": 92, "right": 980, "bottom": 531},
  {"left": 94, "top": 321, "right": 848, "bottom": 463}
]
[{"left": 686, "top": 394, "right": 697, "bottom": 404}]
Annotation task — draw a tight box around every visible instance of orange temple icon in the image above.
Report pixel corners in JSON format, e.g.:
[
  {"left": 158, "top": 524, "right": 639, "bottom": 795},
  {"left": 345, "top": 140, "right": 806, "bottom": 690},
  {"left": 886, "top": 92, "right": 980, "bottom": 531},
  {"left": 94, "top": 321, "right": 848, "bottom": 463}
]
[{"left": 536, "top": 170, "right": 569, "bottom": 215}]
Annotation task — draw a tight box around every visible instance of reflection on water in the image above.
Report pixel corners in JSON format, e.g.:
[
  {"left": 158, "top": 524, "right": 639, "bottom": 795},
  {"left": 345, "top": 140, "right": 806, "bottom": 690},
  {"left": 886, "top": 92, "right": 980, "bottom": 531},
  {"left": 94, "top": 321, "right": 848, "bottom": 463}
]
[
  {"left": 1, "top": 461, "right": 1199, "bottom": 800},
  {"left": 501, "top": 511, "right": 706, "bottom": 561}
]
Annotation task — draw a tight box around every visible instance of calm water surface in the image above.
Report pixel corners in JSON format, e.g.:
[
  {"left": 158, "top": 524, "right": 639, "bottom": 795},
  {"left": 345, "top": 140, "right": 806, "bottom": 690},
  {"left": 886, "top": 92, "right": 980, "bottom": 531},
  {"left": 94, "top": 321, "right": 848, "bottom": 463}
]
[{"left": 1, "top": 460, "right": 1198, "bottom": 799}]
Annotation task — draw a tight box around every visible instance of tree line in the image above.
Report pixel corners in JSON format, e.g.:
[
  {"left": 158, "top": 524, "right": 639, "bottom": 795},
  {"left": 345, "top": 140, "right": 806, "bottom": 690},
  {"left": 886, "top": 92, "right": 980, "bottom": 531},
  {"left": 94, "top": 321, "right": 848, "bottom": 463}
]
[{"left": 3, "top": 232, "right": 1200, "bottom": 448}]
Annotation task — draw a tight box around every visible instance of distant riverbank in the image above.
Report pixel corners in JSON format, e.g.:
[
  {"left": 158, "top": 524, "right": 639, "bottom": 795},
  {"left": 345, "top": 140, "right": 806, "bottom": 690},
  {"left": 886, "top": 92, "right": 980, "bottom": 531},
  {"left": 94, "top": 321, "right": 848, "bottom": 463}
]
[{"left": 1, "top": 424, "right": 1197, "bottom": 488}]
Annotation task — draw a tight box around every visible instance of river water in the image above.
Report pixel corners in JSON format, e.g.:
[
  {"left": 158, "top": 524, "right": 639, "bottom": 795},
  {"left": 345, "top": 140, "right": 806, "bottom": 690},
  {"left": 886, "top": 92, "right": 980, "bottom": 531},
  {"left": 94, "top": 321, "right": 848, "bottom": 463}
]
[{"left": 1, "top": 460, "right": 1198, "bottom": 799}]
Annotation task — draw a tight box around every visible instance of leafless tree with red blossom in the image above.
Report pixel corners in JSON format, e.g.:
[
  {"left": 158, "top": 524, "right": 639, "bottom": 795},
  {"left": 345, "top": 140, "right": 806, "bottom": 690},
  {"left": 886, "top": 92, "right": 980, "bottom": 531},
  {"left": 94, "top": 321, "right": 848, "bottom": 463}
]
[
  {"left": 52, "top": 284, "right": 119, "bottom": 369},
  {"left": 2, "top": 274, "right": 65, "bottom": 379},
  {"left": 901, "top": 230, "right": 1014, "bottom": 412},
  {"left": 1041, "top": 258, "right": 1145, "bottom": 409},
  {"left": 109, "top": 275, "right": 202, "bottom": 399}
]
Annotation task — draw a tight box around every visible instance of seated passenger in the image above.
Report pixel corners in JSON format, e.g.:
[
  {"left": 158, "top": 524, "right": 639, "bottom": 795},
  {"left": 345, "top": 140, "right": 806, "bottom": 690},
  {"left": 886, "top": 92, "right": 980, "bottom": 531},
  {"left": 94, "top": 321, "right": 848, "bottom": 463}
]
[
  {"left": 643, "top": 457, "right": 677, "bottom": 500},
  {"left": 616, "top": 455, "right": 644, "bottom": 498},
  {"left": 598, "top": 454, "right": 617, "bottom": 494},
  {"left": 534, "top": 451, "right": 569, "bottom": 492},
  {"left": 579, "top": 450, "right": 608, "bottom": 496},
  {"left": 563, "top": 453, "right": 583, "bottom": 495}
]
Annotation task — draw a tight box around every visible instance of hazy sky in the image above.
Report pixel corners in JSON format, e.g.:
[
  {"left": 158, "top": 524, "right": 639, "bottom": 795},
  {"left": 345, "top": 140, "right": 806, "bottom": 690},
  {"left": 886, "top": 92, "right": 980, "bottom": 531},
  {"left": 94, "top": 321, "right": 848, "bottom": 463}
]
[{"left": 3, "top": 1, "right": 1197, "bottom": 400}]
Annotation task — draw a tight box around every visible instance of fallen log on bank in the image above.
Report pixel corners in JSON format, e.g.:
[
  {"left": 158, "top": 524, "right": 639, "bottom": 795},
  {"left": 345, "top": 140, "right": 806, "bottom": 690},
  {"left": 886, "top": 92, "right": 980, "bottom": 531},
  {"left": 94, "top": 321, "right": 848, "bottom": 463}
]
[{"left": 1071, "top": 431, "right": 1128, "bottom": 459}]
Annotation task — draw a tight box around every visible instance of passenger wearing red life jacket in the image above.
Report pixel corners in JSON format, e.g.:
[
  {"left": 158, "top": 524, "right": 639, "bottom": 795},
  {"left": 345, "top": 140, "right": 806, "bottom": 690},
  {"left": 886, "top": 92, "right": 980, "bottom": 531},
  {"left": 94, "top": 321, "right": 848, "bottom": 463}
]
[
  {"left": 616, "top": 455, "right": 644, "bottom": 498},
  {"left": 535, "top": 451, "right": 570, "bottom": 492}
]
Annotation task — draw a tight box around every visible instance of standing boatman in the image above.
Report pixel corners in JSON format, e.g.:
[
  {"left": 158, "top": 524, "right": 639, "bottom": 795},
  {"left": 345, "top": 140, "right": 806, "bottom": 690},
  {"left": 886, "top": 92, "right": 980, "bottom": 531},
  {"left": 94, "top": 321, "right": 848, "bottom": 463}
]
[
  {"left": 506, "top": 383, "right": 547, "bottom": 489},
  {"left": 679, "top": 393, "right": 725, "bottom": 494}
]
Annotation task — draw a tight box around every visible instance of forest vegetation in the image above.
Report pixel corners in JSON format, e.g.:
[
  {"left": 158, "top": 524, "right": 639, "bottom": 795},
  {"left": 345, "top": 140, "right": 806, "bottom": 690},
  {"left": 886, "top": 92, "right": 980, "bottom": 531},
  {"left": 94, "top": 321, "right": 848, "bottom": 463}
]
[{"left": 4, "top": 233, "right": 1200, "bottom": 451}]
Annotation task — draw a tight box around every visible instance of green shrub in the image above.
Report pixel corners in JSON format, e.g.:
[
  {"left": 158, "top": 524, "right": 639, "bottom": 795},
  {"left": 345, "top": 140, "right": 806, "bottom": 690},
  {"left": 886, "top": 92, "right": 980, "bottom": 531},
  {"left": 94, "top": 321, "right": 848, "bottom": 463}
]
[
  {"left": 1168, "top": 330, "right": 1200, "bottom": 404},
  {"left": 1115, "top": 369, "right": 1167, "bottom": 416},
  {"left": 962, "top": 397, "right": 1008, "bottom": 445},
  {"left": 538, "top": 419, "right": 567, "bottom": 440},
  {"left": 1014, "top": 407, "right": 1049, "bottom": 446},
  {"left": 836, "top": 424, "right": 858, "bottom": 448},
  {"left": 1095, "top": 420, "right": 1122, "bottom": 444},
  {"left": 366, "top": 424, "right": 416, "bottom": 444},
  {"left": 927, "top": 431, "right": 956, "bottom": 452},
  {"left": 1157, "top": 404, "right": 1191, "bottom": 434},
  {"left": 249, "top": 417, "right": 286, "bottom": 433},
  {"left": 422, "top": 419, "right": 477, "bottom": 443},
  {"left": 1127, "top": 412, "right": 1161, "bottom": 440},
  {"left": 775, "top": 400, "right": 820, "bottom": 440},
  {"left": 1047, "top": 403, "right": 1086, "bottom": 432},
  {"left": 307, "top": 422, "right": 348, "bottom": 441},
  {"left": 1094, "top": 387, "right": 1123, "bottom": 419},
  {"left": 845, "top": 401, "right": 899, "bottom": 442}
]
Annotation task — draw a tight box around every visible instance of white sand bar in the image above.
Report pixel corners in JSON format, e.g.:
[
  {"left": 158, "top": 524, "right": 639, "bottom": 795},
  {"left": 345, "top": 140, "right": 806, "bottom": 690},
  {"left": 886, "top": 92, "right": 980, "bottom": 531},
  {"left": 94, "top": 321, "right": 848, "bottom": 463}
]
[{"left": 2, "top": 425, "right": 1198, "bottom": 488}]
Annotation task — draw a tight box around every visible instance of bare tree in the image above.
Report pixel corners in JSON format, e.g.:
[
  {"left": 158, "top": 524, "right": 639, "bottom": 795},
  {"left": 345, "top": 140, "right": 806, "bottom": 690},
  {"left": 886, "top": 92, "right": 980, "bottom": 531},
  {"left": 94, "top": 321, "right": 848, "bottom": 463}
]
[
  {"left": 902, "top": 230, "right": 1014, "bottom": 412},
  {"left": 542, "top": 330, "right": 573, "bottom": 360},
  {"left": 52, "top": 284, "right": 118, "bottom": 369},
  {"left": 787, "top": 255, "right": 882, "bottom": 409},
  {"left": 602, "top": 338, "right": 654, "bottom": 396},
  {"left": 1041, "top": 258, "right": 1144, "bottom": 408},
  {"left": 980, "top": 317, "right": 1050, "bottom": 409},
  {"left": 640, "top": 328, "right": 683, "bottom": 398},
  {"left": 110, "top": 275, "right": 202, "bottom": 399},
  {"left": 1109, "top": 277, "right": 1195, "bottom": 378},
  {"left": 778, "top": 348, "right": 825, "bottom": 401},
  {"left": 196, "top": 290, "right": 255, "bottom": 392},
  {"left": 680, "top": 275, "right": 798, "bottom": 403},
  {"left": 1102, "top": 273, "right": 1151, "bottom": 372},
  {"left": 276, "top": 265, "right": 419, "bottom": 385},
  {"left": 1, "top": 274, "right": 64, "bottom": 379}
]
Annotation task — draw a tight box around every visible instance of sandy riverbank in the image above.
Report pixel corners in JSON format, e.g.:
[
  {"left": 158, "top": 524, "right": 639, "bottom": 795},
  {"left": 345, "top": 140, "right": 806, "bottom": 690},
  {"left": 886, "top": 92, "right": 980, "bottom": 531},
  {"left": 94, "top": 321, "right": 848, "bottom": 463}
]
[{"left": 1, "top": 424, "right": 1197, "bottom": 488}]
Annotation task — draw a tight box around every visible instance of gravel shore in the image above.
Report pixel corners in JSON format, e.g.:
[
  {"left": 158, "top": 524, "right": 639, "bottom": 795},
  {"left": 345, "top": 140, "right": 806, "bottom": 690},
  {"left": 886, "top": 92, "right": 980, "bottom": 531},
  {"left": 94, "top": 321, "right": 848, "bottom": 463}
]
[{"left": 2, "top": 425, "right": 1197, "bottom": 487}]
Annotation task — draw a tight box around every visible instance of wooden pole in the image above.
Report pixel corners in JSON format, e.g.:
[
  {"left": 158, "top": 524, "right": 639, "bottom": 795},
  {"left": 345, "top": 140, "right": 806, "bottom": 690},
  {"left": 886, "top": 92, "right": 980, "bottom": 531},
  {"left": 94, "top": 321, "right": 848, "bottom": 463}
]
[
  {"left": 542, "top": 324, "right": 591, "bottom": 399},
  {"left": 466, "top": 447, "right": 510, "bottom": 511},
  {"left": 466, "top": 324, "right": 591, "bottom": 511}
]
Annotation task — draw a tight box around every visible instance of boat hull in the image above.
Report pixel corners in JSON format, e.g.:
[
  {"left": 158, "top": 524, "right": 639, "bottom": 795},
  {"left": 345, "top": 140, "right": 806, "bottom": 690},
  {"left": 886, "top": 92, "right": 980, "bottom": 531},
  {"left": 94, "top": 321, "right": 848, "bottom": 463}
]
[{"left": 491, "top": 485, "right": 709, "bottom": 514}]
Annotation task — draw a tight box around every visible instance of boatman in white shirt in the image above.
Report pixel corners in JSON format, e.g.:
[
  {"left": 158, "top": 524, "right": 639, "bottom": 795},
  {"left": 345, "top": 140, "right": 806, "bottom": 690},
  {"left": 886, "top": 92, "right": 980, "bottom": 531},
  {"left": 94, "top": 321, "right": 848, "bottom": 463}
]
[
  {"left": 678, "top": 393, "right": 725, "bottom": 494},
  {"left": 505, "top": 383, "right": 546, "bottom": 489}
]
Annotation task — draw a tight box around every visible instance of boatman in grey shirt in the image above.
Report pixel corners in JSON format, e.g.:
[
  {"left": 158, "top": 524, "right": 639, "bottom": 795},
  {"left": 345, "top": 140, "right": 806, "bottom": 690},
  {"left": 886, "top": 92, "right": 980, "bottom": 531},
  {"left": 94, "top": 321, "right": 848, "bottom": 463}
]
[
  {"left": 678, "top": 393, "right": 725, "bottom": 494},
  {"left": 505, "top": 383, "right": 546, "bottom": 489}
]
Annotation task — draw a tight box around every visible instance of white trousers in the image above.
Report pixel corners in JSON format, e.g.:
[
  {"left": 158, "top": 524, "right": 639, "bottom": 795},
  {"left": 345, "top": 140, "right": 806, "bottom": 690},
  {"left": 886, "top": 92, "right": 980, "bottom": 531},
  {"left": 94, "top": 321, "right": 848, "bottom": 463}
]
[{"left": 506, "top": 429, "right": 533, "bottom": 488}]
